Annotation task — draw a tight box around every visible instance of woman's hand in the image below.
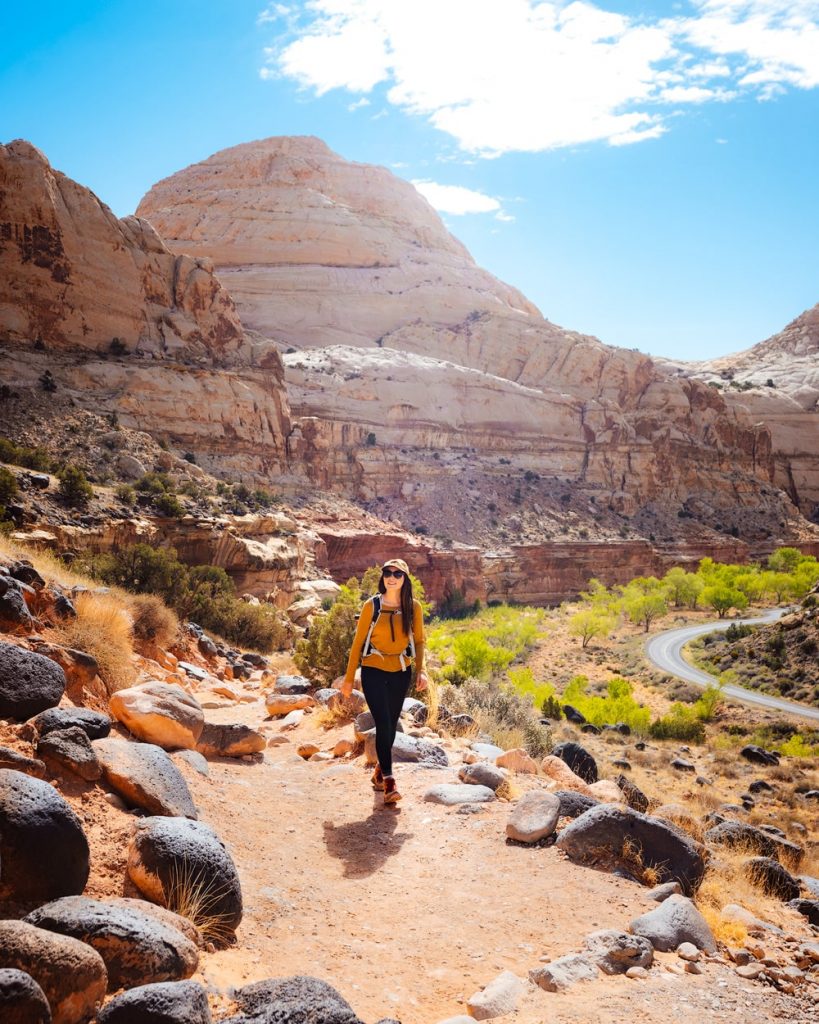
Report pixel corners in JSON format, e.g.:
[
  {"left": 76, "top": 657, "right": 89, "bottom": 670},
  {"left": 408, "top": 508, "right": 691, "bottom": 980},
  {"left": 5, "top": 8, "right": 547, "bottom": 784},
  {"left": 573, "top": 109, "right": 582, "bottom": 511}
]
[
  {"left": 340, "top": 679, "right": 354, "bottom": 700},
  {"left": 415, "top": 670, "right": 429, "bottom": 692}
]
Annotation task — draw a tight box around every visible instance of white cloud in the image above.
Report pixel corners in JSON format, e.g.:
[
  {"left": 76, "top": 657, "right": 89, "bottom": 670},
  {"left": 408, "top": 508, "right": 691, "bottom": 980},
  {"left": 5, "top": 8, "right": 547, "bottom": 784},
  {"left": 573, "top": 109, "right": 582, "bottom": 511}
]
[
  {"left": 348, "top": 96, "right": 371, "bottom": 110},
  {"left": 411, "top": 179, "right": 503, "bottom": 215},
  {"left": 262, "top": 0, "right": 819, "bottom": 153}
]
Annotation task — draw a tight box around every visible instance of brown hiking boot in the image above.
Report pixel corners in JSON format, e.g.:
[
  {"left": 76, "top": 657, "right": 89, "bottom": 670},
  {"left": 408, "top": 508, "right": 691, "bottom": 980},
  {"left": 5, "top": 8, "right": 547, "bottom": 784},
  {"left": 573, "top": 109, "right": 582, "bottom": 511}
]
[
  {"left": 371, "top": 765, "right": 385, "bottom": 791},
  {"left": 383, "top": 776, "right": 401, "bottom": 804}
]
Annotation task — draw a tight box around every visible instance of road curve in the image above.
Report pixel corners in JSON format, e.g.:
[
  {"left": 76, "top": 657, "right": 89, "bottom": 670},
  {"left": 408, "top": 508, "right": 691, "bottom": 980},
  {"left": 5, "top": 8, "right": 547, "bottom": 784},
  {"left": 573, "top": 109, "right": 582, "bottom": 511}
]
[{"left": 645, "top": 608, "right": 819, "bottom": 724}]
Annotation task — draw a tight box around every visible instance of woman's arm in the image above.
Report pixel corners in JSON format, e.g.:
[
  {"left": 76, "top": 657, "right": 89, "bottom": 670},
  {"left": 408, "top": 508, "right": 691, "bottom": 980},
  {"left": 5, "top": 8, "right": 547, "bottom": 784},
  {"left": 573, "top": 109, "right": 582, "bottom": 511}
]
[
  {"left": 342, "top": 599, "right": 374, "bottom": 692},
  {"left": 412, "top": 600, "right": 427, "bottom": 688}
]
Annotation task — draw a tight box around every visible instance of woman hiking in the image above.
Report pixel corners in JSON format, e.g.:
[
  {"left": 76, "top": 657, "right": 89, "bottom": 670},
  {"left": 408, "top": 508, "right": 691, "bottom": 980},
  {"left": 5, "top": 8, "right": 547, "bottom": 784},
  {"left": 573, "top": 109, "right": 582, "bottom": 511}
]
[{"left": 341, "top": 558, "right": 428, "bottom": 805}]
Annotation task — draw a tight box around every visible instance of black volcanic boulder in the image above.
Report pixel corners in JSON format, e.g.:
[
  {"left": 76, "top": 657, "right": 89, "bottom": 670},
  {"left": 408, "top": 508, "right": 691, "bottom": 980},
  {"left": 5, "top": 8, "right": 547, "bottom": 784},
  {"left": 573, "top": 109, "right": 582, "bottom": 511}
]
[
  {"left": 555, "top": 804, "right": 706, "bottom": 895},
  {"left": 615, "top": 774, "right": 649, "bottom": 813},
  {"left": 97, "top": 980, "right": 211, "bottom": 1024},
  {"left": 31, "top": 707, "right": 111, "bottom": 741},
  {"left": 0, "top": 920, "right": 107, "bottom": 1024},
  {"left": 25, "top": 896, "right": 198, "bottom": 991},
  {"left": 553, "top": 790, "right": 600, "bottom": 819},
  {"left": 93, "top": 738, "right": 197, "bottom": 818},
  {"left": 705, "top": 820, "right": 803, "bottom": 867},
  {"left": 223, "top": 976, "right": 363, "bottom": 1024},
  {"left": 562, "top": 704, "right": 586, "bottom": 725},
  {"left": 744, "top": 857, "right": 801, "bottom": 901},
  {"left": 740, "top": 745, "right": 779, "bottom": 766},
  {"left": 0, "top": 769, "right": 90, "bottom": 901},
  {"left": 0, "top": 967, "right": 51, "bottom": 1024},
  {"left": 37, "top": 726, "right": 102, "bottom": 781},
  {"left": 0, "top": 644, "right": 66, "bottom": 720},
  {"left": 552, "top": 742, "right": 598, "bottom": 784},
  {"left": 0, "top": 577, "right": 34, "bottom": 633},
  {"left": 787, "top": 899, "right": 819, "bottom": 926},
  {"left": 128, "top": 817, "right": 243, "bottom": 936}
]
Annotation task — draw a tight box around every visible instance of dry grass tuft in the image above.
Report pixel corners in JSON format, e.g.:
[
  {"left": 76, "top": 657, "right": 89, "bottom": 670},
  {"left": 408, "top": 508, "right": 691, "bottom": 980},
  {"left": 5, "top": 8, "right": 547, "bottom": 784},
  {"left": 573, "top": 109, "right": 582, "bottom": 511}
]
[
  {"left": 161, "top": 858, "right": 236, "bottom": 947},
  {"left": 54, "top": 591, "right": 136, "bottom": 694},
  {"left": 696, "top": 846, "right": 785, "bottom": 934},
  {"left": 620, "top": 836, "right": 662, "bottom": 886},
  {"left": 314, "top": 700, "right": 356, "bottom": 730},
  {"left": 420, "top": 676, "right": 441, "bottom": 729},
  {"left": 700, "top": 904, "right": 748, "bottom": 946},
  {"left": 494, "top": 776, "right": 520, "bottom": 802}
]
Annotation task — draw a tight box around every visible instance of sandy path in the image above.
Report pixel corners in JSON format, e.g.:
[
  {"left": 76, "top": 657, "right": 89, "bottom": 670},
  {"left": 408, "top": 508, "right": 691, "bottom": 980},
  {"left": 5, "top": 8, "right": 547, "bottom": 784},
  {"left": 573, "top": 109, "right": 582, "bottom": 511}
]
[{"left": 181, "top": 702, "right": 816, "bottom": 1024}]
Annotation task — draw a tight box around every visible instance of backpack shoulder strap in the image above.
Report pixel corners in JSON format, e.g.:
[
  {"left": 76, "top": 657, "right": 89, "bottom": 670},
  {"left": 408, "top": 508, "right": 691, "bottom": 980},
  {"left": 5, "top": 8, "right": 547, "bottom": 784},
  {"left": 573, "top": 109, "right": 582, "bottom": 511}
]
[{"left": 362, "top": 594, "right": 381, "bottom": 659}]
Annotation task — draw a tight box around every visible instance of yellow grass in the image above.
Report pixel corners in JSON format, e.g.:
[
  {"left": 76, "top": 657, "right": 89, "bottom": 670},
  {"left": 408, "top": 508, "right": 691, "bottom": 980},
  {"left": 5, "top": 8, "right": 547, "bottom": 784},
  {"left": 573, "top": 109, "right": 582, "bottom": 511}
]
[
  {"left": 54, "top": 591, "right": 136, "bottom": 694},
  {"left": 161, "top": 858, "right": 236, "bottom": 947}
]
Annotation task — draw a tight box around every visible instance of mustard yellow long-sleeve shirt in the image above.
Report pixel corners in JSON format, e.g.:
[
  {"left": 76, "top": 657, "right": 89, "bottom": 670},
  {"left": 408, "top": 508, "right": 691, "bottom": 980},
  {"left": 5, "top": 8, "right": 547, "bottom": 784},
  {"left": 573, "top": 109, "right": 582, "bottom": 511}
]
[{"left": 344, "top": 597, "right": 425, "bottom": 686}]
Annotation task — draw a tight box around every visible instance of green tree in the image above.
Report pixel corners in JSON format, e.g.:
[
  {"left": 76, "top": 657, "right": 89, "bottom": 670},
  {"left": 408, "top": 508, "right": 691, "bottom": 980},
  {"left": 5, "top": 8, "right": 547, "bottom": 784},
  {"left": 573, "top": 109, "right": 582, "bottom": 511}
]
[
  {"left": 293, "top": 579, "right": 362, "bottom": 684},
  {"left": 625, "top": 592, "right": 668, "bottom": 632},
  {"left": 767, "top": 547, "right": 802, "bottom": 573},
  {"left": 57, "top": 464, "right": 93, "bottom": 507},
  {"left": 662, "top": 567, "right": 703, "bottom": 609},
  {"left": 700, "top": 583, "right": 749, "bottom": 618},
  {"left": 0, "top": 466, "right": 18, "bottom": 507},
  {"left": 568, "top": 608, "right": 614, "bottom": 648}
]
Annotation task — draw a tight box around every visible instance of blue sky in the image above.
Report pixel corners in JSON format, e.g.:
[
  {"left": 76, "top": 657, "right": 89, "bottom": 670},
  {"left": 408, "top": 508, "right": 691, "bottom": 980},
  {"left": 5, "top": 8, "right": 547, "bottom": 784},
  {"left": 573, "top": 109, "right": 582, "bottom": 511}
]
[{"left": 2, "top": 0, "right": 817, "bottom": 360}]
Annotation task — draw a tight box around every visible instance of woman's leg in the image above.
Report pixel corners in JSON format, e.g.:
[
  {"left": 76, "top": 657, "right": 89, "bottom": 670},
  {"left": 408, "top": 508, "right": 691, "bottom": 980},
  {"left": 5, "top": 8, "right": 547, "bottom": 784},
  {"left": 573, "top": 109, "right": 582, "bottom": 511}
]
[
  {"left": 383, "top": 667, "right": 412, "bottom": 764},
  {"left": 361, "top": 667, "right": 395, "bottom": 776}
]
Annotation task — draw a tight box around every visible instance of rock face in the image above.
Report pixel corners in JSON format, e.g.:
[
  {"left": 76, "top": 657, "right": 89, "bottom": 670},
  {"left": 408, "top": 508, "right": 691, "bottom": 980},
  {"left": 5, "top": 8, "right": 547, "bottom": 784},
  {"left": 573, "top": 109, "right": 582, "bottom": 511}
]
[
  {"left": 673, "top": 303, "right": 819, "bottom": 517},
  {"left": 137, "top": 136, "right": 810, "bottom": 550},
  {"left": 0, "top": 140, "right": 290, "bottom": 479}
]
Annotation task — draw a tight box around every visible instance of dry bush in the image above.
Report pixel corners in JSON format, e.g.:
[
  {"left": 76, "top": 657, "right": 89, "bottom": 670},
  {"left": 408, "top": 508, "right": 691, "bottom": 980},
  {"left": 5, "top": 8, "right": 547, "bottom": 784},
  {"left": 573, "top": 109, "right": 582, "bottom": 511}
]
[
  {"left": 769, "top": 764, "right": 798, "bottom": 783},
  {"left": 314, "top": 701, "right": 355, "bottom": 730},
  {"left": 55, "top": 591, "right": 136, "bottom": 694},
  {"left": 620, "top": 837, "right": 661, "bottom": 886},
  {"left": 420, "top": 675, "right": 441, "bottom": 730},
  {"left": 697, "top": 846, "right": 786, "bottom": 940},
  {"left": 128, "top": 593, "right": 179, "bottom": 647}
]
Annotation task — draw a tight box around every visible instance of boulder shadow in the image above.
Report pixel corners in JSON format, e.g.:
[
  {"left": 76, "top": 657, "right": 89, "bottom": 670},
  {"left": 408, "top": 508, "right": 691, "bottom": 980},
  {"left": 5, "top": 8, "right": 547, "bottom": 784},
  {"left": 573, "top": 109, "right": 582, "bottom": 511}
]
[{"left": 322, "top": 806, "right": 412, "bottom": 879}]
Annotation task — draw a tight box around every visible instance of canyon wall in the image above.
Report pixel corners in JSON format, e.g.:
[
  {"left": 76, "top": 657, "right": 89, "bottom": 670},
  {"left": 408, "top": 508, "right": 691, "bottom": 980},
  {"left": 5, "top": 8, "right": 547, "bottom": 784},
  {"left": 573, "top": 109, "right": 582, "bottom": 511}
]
[{"left": 0, "top": 140, "right": 291, "bottom": 477}]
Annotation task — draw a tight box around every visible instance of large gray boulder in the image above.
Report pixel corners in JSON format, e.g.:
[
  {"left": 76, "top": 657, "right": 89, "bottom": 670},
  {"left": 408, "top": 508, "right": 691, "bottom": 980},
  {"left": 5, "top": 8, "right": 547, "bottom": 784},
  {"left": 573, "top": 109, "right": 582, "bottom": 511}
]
[
  {"left": 506, "top": 791, "right": 560, "bottom": 843},
  {"left": 109, "top": 683, "right": 204, "bottom": 751},
  {"left": 629, "top": 894, "right": 716, "bottom": 953},
  {"left": 93, "top": 739, "right": 197, "bottom": 818},
  {"left": 458, "top": 762, "right": 507, "bottom": 791},
  {"left": 194, "top": 722, "right": 265, "bottom": 759},
  {"left": 705, "top": 820, "right": 802, "bottom": 868},
  {"left": 24, "top": 896, "right": 199, "bottom": 991},
  {"left": 555, "top": 804, "right": 706, "bottom": 895},
  {"left": 0, "top": 920, "right": 107, "bottom": 1024},
  {"left": 128, "top": 817, "right": 243, "bottom": 936},
  {"left": 222, "top": 976, "right": 363, "bottom": 1024},
  {"left": 0, "top": 644, "right": 65, "bottom": 720},
  {"left": 96, "top": 980, "right": 211, "bottom": 1024},
  {"left": 364, "top": 730, "right": 448, "bottom": 767},
  {"left": 0, "top": 770, "right": 90, "bottom": 901},
  {"left": 0, "top": 967, "right": 51, "bottom": 1024},
  {"left": 582, "top": 930, "right": 654, "bottom": 974}
]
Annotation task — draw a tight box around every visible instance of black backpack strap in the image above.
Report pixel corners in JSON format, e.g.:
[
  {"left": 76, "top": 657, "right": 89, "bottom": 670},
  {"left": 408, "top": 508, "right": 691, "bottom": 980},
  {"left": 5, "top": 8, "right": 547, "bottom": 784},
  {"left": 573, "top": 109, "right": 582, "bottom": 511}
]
[{"left": 362, "top": 594, "right": 381, "bottom": 658}]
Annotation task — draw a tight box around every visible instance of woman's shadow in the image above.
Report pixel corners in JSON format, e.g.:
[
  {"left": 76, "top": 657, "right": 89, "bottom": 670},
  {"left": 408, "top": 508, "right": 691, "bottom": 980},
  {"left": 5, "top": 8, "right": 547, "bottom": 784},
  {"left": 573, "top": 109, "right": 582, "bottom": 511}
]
[{"left": 322, "top": 799, "right": 412, "bottom": 878}]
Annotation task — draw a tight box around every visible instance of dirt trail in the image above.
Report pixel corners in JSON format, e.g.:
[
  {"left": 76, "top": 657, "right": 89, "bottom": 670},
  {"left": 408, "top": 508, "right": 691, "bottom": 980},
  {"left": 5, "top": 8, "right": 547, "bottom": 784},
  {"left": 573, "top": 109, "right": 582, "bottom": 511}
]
[{"left": 181, "top": 700, "right": 817, "bottom": 1024}]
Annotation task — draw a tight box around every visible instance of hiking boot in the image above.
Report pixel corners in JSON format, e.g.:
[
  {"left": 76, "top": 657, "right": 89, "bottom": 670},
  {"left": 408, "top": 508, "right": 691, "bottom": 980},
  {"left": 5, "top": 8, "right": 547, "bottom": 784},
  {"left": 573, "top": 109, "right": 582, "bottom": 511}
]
[
  {"left": 383, "top": 776, "right": 401, "bottom": 804},
  {"left": 371, "top": 765, "right": 385, "bottom": 791}
]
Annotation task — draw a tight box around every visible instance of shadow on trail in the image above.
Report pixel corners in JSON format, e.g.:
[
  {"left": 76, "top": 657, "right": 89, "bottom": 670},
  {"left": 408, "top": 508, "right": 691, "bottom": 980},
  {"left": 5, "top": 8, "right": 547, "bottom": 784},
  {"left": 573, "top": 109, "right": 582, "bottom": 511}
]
[{"left": 322, "top": 803, "right": 413, "bottom": 878}]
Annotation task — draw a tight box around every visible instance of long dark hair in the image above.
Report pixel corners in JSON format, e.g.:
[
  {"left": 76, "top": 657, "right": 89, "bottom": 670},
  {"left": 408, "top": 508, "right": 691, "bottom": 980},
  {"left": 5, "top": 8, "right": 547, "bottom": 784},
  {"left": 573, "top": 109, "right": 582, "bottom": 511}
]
[{"left": 378, "top": 569, "right": 414, "bottom": 637}]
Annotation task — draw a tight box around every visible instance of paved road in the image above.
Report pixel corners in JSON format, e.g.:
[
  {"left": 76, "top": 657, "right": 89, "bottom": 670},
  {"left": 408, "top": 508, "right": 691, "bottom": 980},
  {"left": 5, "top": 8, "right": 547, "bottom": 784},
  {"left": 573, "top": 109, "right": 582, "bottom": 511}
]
[{"left": 645, "top": 608, "right": 819, "bottom": 724}]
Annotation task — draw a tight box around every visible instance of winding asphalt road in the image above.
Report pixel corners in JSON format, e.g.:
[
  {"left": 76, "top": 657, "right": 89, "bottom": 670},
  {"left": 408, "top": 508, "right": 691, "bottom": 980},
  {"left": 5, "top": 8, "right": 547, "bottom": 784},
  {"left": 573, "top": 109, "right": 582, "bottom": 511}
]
[{"left": 645, "top": 608, "right": 819, "bottom": 724}]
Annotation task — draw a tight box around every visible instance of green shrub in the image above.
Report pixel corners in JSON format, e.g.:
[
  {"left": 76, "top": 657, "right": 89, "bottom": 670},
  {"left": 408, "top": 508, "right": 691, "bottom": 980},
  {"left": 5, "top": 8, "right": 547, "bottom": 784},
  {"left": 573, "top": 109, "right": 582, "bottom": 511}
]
[
  {"left": 561, "top": 675, "right": 652, "bottom": 734},
  {"left": 58, "top": 464, "right": 93, "bottom": 507},
  {"left": 648, "top": 704, "right": 705, "bottom": 742},
  {"left": 154, "top": 491, "right": 185, "bottom": 518},
  {"left": 0, "top": 466, "right": 18, "bottom": 506},
  {"left": 136, "top": 472, "right": 172, "bottom": 494},
  {"left": 115, "top": 483, "right": 137, "bottom": 507}
]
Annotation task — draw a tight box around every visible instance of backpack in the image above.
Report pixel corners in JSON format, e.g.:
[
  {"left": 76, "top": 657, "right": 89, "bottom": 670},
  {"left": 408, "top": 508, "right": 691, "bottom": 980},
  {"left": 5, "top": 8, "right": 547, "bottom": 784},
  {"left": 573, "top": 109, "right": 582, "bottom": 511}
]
[{"left": 361, "top": 594, "right": 416, "bottom": 670}]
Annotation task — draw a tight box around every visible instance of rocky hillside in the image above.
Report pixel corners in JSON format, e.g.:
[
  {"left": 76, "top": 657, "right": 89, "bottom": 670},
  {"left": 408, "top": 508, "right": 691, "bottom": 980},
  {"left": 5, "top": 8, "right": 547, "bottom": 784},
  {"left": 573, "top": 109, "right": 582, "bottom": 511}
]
[
  {"left": 664, "top": 304, "right": 819, "bottom": 521},
  {"left": 136, "top": 137, "right": 816, "bottom": 553},
  {"left": 696, "top": 590, "right": 819, "bottom": 708}
]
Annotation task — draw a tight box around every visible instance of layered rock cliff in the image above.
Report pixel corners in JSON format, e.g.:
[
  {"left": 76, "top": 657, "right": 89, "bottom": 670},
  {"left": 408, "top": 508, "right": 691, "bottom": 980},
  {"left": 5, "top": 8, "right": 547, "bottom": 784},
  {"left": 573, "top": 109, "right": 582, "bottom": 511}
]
[
  {"left": 664, "top": 304, "right": 819, "bottom": 519},
  {"left": 137, "top": 136, "right": 808, "bottom": 548},
  {"left": 0, "top": 140, "right": 290, "bottom": 478}
]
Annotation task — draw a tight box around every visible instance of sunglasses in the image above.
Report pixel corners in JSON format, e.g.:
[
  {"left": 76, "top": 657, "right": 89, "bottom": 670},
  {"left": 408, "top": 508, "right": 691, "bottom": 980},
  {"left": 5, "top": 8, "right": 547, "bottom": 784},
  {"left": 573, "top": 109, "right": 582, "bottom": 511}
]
[{"left": 382, "top": 568, "right": 405, "bottom": 579}]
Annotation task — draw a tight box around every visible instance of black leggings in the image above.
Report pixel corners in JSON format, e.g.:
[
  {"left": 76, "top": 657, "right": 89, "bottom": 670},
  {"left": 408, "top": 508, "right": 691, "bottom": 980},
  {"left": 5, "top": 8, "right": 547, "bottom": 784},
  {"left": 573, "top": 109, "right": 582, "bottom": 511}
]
[{"left": 361, "top": 665, "right": 411, "bottom": 776}]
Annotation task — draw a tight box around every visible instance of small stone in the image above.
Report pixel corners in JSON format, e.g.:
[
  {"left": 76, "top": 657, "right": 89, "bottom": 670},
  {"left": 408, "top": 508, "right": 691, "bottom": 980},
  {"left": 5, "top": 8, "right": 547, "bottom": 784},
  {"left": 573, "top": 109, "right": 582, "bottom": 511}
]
[
  {"left": 495, "top": 748, "right": 538, "bottom": 774},
  {"left": 677, "top": 942, "right": 700, "bottom": 961},
  {"left": 529, "top": 954, "right": 598, "bottom": 992},
  {"left": 684, "top": 961, "right": 702, "bottom": 974},
  {"left": 309, "top": 751, "right": 333, "bottom": 762},
  {"left": 625, "top": 966, "right": 648, "bottom": 980},
  {"left": 466, "top": 970, "right": 526, "bottom": 1020},
  {"left": 333, "top": 739, "right": 354, "bottom": 757},
  {"left": 297, "top": 743, "right": 320, "bottom": 760},
  {"left": 735, "top": 964, "right": 763, "bottom": 979}
]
